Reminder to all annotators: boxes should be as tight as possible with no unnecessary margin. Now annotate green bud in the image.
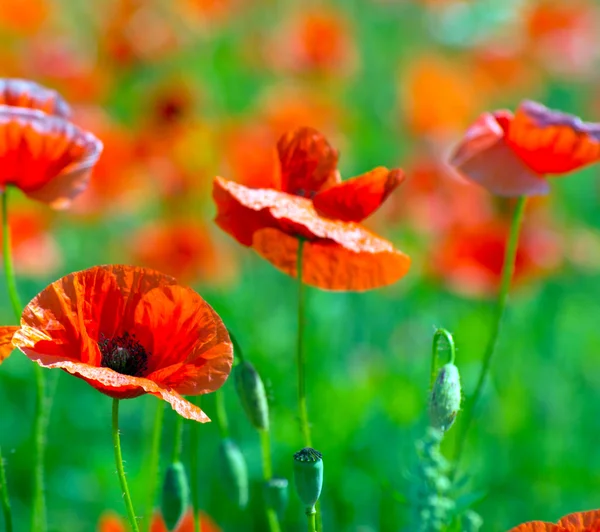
[234,360,269,431]
[264,477,289,518]
[293,447,323,512]
[462,510,483,532]
[218,437,249,508]
[429,363,461,432]
[161,462,189,531]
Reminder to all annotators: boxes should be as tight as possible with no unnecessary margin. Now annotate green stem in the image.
[429,329,456,389]
[296,239,312,448]
[214,390,229,439]
[143,401,164,532]
[260,430,280,532]
[453,196,527,468]
[171,414,184,463]
[306,509,317,532]
[112,399,140,532]
[0,446,13,532]
[3,189,46,531]
[190,398,200,532]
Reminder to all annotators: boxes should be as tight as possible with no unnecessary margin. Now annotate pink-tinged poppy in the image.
[214,127,410,291]
[450,100,600,197]
[0,78,102,208]
[1,265,233,421]
[508,509,600,531]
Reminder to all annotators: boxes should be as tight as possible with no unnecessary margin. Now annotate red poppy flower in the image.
[0,265,233,421]
[450,100,600,197]
[508,509,600,531]
[98,509,221,532]
[0,78,103,208]
[213,127,410,291]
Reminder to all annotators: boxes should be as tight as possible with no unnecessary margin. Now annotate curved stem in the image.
[453,196,527,469]
[112,399,140,532]
[429,329,456,389]
[171,414,184,463]
[0,446,13,532]
[143,401,164,532]
[2,190,23,318]
[306,509,317,532]
[296,239,312,448]
[190,398,200,532]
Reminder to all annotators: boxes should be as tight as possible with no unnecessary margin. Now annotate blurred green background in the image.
[1,0,600,530]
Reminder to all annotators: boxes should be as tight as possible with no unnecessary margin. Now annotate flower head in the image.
[508,509,600,531]
[450,100,600,197]
[1,265,233,421]
[0,78,102,208]
[213,126,410,291]
[97,509,221,532]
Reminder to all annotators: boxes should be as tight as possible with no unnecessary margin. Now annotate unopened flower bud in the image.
[429,363,461,432]
[218,437,249,509]
[264,477,289,518]
[234,360,269,431]
[161,461,189,531]
[293,447,323,512]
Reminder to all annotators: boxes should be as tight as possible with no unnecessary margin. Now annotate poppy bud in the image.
[429,363,461,432]
[161,461,189,531]
[293,447,323,513]
[462,510,483,531]
[234,360,269,431]
[264,477,289,518]
[218,437,249,509]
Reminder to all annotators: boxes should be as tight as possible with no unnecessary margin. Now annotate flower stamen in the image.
[99,332,148,377]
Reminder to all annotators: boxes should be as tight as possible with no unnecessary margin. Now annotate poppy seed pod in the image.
[161,462,189,531]
[293,447,323,512]
[218,438,249,509]
[234,360,269,431]
[264,477,289,518]
[429,363,461,432]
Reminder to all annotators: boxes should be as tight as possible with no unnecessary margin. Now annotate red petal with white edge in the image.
[313,167,404,222]
[0,78,70,117]
[450,110,550,197]
[507,100,600,175]
[0,107,103,208]
[277,126,340,198]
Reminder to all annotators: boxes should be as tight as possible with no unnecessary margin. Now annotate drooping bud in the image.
[293,447,323,513]
[429,363,461,432]
[218,437,249,509]
[264,477,289,518]
[161,461,189,531]
[234,360,269,431]
[462,510,483,532]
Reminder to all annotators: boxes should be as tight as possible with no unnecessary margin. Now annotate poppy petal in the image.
[277,126,340,198]
[507,524,566,532]
[252,227,410,291]
[97,512,128,532]
[508,100,600,175]
[0,78,70,117]
[450,111,550,197]
[558,510,600,530]
[0,325,18,364]
[0,107,103,208]
[312,167,404,222]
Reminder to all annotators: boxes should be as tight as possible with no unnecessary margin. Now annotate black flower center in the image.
[98,332,148,377]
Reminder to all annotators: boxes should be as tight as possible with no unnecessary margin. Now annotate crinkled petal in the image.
[21,355,209,421]
[0,325,18,364]
[252,227,410,291]
[508,100,600,175]
[0,78,70,117]
[277,126,340,198]
[558,510,600,531]
[450,111,549,197]
[507,524,566,532]
[0,106,103,208]
[313,167,404,222]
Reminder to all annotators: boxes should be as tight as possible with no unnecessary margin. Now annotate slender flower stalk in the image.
[172,414,184,463]
[2,189,47,531]
[112,398,140,532]
[143,402,165,532]
[453,196,527,468]
[260,430,280,532]
[306,512,317,532]
[189,398,200,532]
[296,239,312,448]
[0,446,12,532]
[214,390,229,440]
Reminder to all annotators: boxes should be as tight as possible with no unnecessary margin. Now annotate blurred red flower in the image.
[0,79,103,208]
[0,265,233,421]
[214,126,410,291]
[508,509,600,531]
[0,0,49,35]
[98,509,221,532]
[450,100,600,196]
